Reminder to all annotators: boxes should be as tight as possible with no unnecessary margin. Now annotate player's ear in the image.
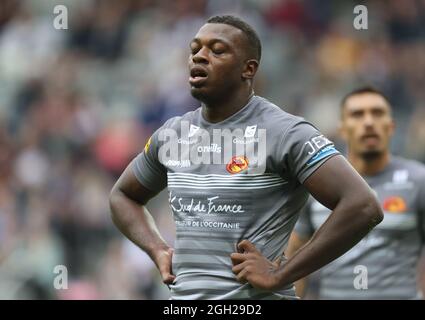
[241,59,258,80]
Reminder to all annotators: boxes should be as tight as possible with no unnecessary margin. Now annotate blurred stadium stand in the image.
[0,0,424,299]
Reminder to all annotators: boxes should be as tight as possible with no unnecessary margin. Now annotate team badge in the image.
[226,156,249,174]
[244,125,257,138]
[383,196,407,213]
[188,124,200,137]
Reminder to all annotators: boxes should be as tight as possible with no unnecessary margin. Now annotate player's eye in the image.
[372,109,385,117]
[190,44,200,55]
[350,111,363,118]
[211,44,225,55]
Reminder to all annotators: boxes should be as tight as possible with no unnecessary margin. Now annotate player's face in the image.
[188,23,248,102]
[340,93,395,157]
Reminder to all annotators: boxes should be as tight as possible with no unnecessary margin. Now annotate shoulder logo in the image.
[244,125,257,138]
[306,144,337,166]
[383,196,407,213]
[226,156,249,174]
[188,124,200,137]
[392,170,409,184]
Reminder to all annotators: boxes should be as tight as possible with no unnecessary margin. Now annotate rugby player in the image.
[109,15,383,300]
[287,87,425,299]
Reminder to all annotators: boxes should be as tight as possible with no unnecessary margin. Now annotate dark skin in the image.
[109,165,176,285]
[188,23,258,123]
[109,23,384,291]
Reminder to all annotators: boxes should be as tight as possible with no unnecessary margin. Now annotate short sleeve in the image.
[278,120,340,183]
[294,200,315,239]
[131,128,167,192]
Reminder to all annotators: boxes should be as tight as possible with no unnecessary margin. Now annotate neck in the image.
[348,150,391,176]
[201,86,254,123]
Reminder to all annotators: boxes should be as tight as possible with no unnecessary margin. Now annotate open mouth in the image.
[189,66,208,87]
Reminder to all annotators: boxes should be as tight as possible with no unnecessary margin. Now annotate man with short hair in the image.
[109,16,383,300]
[287,86,425,299]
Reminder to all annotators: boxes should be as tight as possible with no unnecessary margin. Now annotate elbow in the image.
[108,186,118,207]
[108,186,143,227]
[108,187,121,224]
[358,193,384,228]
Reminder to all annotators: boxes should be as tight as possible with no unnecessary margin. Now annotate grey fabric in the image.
[132,95,340,299]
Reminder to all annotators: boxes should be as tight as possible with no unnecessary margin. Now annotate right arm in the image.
[109,163,175,284]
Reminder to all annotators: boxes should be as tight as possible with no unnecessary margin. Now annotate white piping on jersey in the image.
[167,172,287,189]
[168,172,285,179]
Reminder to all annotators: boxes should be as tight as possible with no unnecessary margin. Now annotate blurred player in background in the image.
[109,16,383,300]
[287,86,425,300]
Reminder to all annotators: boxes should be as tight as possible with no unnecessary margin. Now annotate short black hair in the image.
[206,15,262,62]
[340,86,392,111]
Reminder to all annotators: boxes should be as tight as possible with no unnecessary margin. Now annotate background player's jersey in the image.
[132,95,339,300]
[295,156,425,299]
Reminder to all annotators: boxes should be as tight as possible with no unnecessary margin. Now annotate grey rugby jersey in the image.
[132,95,339,300]
[295,156,425,299]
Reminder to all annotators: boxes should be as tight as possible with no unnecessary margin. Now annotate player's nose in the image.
[363,113,375,127]
[192,47,209,64]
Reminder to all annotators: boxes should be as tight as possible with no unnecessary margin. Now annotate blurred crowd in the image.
[0,0,424,299]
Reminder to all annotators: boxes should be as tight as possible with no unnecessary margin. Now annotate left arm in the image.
[231,155,383,291]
